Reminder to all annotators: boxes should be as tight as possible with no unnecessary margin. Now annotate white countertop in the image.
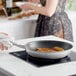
[0,36,76,76]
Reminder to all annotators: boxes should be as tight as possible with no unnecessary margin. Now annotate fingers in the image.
[0,43,4,50]
[20,5,25,10]
[0,32,11,51]
[0,43,8,51]
[20,5,25,8]
[0,32,8,36]
[20,4,31,10]
[28,0,40,3]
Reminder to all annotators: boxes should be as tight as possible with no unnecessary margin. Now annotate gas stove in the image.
[10,50,76,67]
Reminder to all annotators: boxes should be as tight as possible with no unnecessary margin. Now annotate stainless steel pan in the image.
[11,40,73,59]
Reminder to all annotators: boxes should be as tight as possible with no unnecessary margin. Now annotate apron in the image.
[34,0,73,42]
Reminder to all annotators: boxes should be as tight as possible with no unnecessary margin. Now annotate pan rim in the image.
[25,40,73,53]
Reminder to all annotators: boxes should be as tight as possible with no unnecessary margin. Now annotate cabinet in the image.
[0,15,37,40]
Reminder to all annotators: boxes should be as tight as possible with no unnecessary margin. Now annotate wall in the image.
[66,11,76,42]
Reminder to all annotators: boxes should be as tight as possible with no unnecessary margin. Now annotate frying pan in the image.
[11,40,73,59]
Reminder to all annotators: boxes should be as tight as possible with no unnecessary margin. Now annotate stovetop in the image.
[10,50,76,67]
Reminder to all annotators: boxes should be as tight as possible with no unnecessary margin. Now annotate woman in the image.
[20,0,73,42]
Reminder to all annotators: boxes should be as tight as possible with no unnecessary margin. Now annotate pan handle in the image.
[10,41,26,49]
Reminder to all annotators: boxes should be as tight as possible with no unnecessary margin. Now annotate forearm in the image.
[30,0,59,17]
[30,5,55,17]
[21,0,58,17]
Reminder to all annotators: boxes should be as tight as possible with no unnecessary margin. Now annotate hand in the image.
[28,0,40,3]
[20,4,31,10]
[0,43,8,50]
[0,32,8,51]
[0,32,13,51]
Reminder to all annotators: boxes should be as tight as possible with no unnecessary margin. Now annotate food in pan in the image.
[36,48,56,52]
[53,46,64,51]
[36,46,64,52]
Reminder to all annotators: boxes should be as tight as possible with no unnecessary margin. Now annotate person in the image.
[20,0,73,42]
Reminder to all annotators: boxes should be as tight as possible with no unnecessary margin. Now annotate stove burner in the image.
[69,74,76,76]
[10,50,76,67]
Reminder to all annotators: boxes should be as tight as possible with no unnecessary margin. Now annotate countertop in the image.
[0,15,38,39]
[0,36,76,76]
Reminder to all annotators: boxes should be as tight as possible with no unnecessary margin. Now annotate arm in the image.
[30,0,59,17]
[21,0,59,17]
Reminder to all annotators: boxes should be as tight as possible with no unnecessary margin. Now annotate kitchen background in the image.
[0,0,76,42]
[0,1,76,76]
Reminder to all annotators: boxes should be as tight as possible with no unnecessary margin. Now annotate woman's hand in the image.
[0,32,13,51]
[27,0,59,17]
[28,0,40,3]
[0,32,8,51]
[20,4,31,10]
[20,0,40,11]
[0,43,8,50]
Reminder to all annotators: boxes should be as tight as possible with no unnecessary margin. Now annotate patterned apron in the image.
[34,0,73,42]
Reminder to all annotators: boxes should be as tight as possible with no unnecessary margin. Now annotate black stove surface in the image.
[10,50,76,67]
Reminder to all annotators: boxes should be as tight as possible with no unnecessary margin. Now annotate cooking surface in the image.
[0,36,75,76]
[10,50,76,67]
[69,74,76,76]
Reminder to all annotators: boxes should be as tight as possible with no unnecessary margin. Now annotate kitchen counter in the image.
[0,15,38,39]
[0,36,76,76]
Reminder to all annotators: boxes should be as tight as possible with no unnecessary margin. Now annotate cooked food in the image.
[53,46,64,51]
[36,46,64,52]
[8,10,39,20]
[36,48,56,52]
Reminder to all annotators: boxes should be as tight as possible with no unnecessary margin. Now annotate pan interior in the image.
[27,41,73,51]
